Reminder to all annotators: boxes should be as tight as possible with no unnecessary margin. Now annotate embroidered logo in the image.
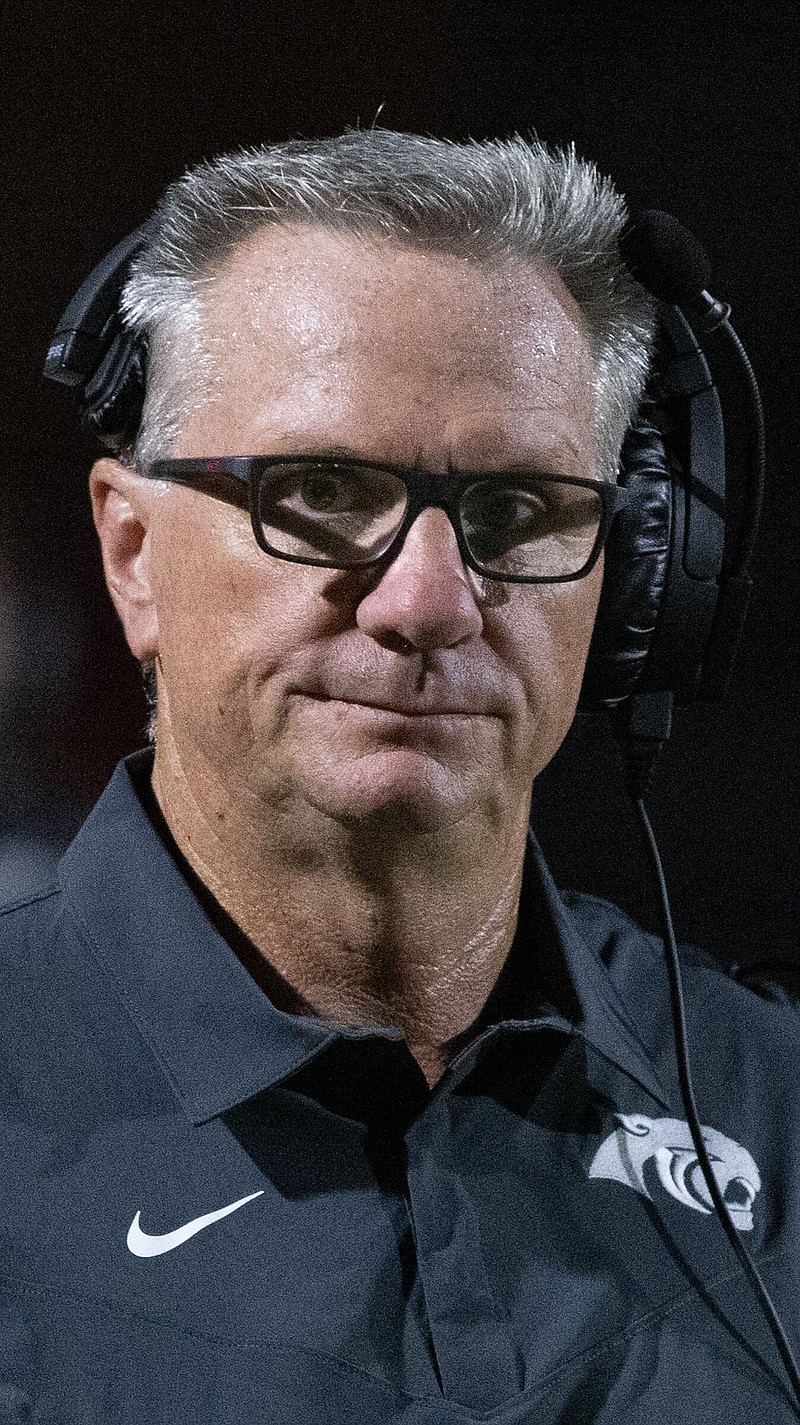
[588,1113,761,1231]
[127,1190,264,1257]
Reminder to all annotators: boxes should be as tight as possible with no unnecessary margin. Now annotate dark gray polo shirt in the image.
[1,751,798,1422]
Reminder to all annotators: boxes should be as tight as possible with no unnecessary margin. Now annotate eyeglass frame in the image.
[143,454,631,585]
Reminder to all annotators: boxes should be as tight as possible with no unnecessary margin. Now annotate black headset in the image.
[44,209,800,1409]
[42,208,764,748]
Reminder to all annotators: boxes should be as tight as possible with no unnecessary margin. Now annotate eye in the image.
[463,481,551,534]
[473,487,547,530]
[256,461,408,563]
[297,467,373,514]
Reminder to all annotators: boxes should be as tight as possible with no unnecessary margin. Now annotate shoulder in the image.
[561,886,800,1021]
[0,884,72,1085]
[0,879,63,935]
[0,880,67,987]
[560,887,717,972]
[558,890,800,1138]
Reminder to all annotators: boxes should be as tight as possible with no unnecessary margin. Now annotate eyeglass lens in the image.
[256,462,602,577]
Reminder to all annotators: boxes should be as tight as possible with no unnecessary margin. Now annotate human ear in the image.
[89,458,160,661]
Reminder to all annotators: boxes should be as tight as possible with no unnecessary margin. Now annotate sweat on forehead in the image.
[172,224,597,477]
[206,223,588,335]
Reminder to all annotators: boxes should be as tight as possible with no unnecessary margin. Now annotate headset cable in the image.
[625,717,800,1418]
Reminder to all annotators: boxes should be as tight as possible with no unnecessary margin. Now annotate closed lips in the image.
[295,689,496,717]
[325,698,478,716]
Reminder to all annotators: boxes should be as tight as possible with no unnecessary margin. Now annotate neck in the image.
[150,728,531,1089]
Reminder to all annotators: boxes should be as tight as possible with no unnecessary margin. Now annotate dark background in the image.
[2,0,798,963]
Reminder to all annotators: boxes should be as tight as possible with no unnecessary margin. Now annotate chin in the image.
[299,747,493,839]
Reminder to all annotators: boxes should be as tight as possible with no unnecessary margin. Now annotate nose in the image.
[355,507,484,651]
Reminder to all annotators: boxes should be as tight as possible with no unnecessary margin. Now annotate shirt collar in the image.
[509,831,674,1110]
[59,751,673,1123]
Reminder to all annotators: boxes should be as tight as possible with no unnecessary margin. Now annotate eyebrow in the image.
[261,439,585,475]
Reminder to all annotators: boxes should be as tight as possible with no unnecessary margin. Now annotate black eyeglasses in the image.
[144,455,630,584]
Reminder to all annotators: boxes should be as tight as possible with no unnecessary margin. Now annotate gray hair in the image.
[121,128,657,482]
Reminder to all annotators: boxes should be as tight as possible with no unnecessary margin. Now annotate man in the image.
[2,131,798,1422]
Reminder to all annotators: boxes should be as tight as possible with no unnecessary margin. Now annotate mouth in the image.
[320,697,476,719]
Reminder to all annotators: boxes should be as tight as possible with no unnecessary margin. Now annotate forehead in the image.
[181,224,596,471]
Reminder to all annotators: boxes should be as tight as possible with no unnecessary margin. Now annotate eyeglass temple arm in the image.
[145,458,252,486]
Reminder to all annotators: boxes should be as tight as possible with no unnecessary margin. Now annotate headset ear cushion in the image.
[43,219,156,454]
[579,404,675,711]
[82,320,147,452]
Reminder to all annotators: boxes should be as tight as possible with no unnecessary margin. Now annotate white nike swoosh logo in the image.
[127,1190,264,1257]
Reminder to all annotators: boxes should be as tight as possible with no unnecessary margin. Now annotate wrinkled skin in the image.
[90,225,603,1086]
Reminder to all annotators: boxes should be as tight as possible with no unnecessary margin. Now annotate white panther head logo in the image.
[589,1113,761,1231]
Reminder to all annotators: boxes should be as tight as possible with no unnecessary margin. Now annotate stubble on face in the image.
[148,226,600,862]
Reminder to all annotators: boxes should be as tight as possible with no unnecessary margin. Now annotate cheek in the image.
[149,501,314,726]
[503,562,603,743]
[549,564,604,687]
